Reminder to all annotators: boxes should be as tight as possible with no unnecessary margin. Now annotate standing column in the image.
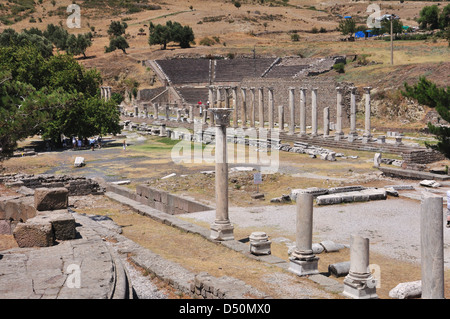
[107,87,112,101]
[209,108,234,241]
[216,87,222,108]
[189,105,194,123]
[258,87,265,130]
[323,107,330,138]
[349,87,358,137]
[343,235,378,299]
[268,87,274,130]
[232,86,238,129]
[278,105,285,132]
[165,105,170,121]
[154,103,159,120]
[241,87,248,129]
[420,193,445,299]
[299,87,307,137]
[208,86,215,108]
[250,87,256,129]
[289,193,319,276]
[288,87,295,135]
[224,87,230,109]
[363,87,372,142]
[311,88,318,137]
[335,87,344,140]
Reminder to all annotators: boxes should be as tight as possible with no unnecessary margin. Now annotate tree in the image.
[338,18,356,37]
[402,77,450,158]
[0,28,53,58]
[439,4,450,30]
[43,23,69,51]
[107,21,128,37]
[418,5,440,30]
[148,21,195,50]
[106,21,129,54]
[66,33,92,58]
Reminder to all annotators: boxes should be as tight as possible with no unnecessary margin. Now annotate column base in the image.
[210,222,234,241]
[343,275,378,299]
[288,257,319,276]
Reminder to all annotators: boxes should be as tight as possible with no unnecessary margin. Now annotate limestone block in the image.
[316,195,342,205]
[36,210,76,240]
[13,219,54,248]
[74,157,85,167]
[389,281,421,299]
[328,261,350,277]
[0,219,11,235]
[34,188,69,211]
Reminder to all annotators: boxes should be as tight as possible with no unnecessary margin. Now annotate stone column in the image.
[311,88,318,137]
[268,87,274,130]
[107,87,112,101]
[420,193,445,299]
[216,87,221,108]
[363,87,372,141]
[335,87,344,140]
[278,105,285,132]
[208,86,215,108]
[241,87,247,129]
[154,103,159,120]
[289,193,319,276]
[165,105,170,121]
[343,235,378,299]
[349,87,357,137]
[323,107,330,138]
[189,105,194,123]
[209,108,234,241]
[176,109,182,122]
[258,87,264,130]
[288,87,295,135]
[299,87,307,137]
[232,86,238,129]
[250,87,256,129]
[224,87,230,109]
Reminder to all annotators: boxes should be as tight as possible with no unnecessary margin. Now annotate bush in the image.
[291,33,300,41]
[199,37,216,46]
[333,63,345,73]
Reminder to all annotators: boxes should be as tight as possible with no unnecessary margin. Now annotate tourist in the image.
[123,139,127,151]
[72,137,77,150]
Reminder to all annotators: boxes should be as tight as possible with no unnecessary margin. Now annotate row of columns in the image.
[101,86,112,101]
[207,85,373,142]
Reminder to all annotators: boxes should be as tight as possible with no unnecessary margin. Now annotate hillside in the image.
[1,0,449,128]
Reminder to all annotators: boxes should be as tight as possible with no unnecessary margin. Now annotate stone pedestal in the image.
[289,193,319,276]
[209,108,234,241]
[343,235,378,299]
[249,231,271,255]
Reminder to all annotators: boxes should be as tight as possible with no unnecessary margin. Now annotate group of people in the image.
[70,136,102,151]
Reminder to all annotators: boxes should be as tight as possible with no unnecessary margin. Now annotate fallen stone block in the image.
[13,218,54,248]
[385,187,399,197]
[320,240,342,253]
[35,210,76,240]
[34,187,69,211]
[328,261,350,277]
[419,180,441,188]
[316,195,342,205]
[74,157,85,167]
[270,195,291,203]
[251,193,265,200]
[389,281,421,299]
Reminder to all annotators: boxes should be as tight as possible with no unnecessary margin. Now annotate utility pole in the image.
[390,16,394,65]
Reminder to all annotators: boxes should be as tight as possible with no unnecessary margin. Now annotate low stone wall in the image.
[0,174,105,196]
[191,272,268,299]
[106,184,213,215]
[401,149,445,165]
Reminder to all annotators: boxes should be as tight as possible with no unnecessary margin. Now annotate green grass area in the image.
[0,0,36,25]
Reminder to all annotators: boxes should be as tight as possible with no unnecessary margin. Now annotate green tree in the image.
[338,18,356,37]
[106,21,129,54]
[402,77,450,158]
[439,4,450,30]
[43,23,69,51]
[66,33,92,58]
[148,21,195,50]
[418,5,440,30]
[0,28,53,58]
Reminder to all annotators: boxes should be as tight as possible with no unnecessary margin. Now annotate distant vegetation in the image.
[148,21,195,50]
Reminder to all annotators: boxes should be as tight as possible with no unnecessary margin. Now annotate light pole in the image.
[387,14,399,65]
